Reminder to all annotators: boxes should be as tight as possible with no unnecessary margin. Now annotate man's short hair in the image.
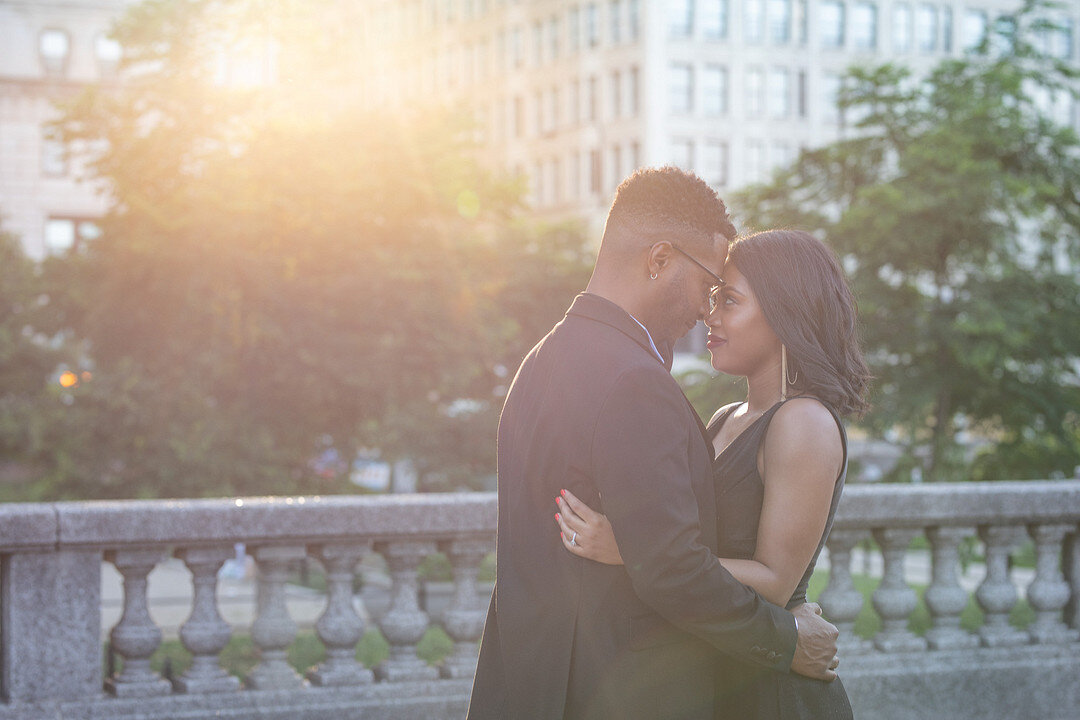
[599,167,737,260]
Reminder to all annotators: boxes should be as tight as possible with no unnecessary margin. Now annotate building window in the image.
[795,0,808,44]
[821,72,843,123]
[550,87,560,131]
[610,70,622,117]
[94,35,122,78]
[511,26,524,67]
[630,140,641,170]
[549,16,561,59]
[768,0,791,44]
[571,78,581,123]
[588,75,599,121]
[513,95,524,137]
[669,0,694,37]
[961,9,987,52]
[702,141,729,187]
[746,139,766,183]
[610,0,622,44]
[533,21,544,66]
[39,28,71,77]
[852,2,876,50]
[590,149,603,194]
[893,3,912,52]
[571,151,582,197]
[819,1,844,48]
[41,135,67,177]
[769,67,791,118]
[44,217,101,254]
[915,4,937,53]
[569,6,581,52]
[629,65,640,116]
[669,63,694,114]
[745,66,764,117]
[745,0,764,44]
[703,64,729,116]
[797,69,807,117]
[702,0,729,39]
[552,157,562,204]
[671,138,694,170]
[587,3,601,47]
[942,6,953,52]
[770,140,793,169]
[611,144,623,189]
[628,0,641,39]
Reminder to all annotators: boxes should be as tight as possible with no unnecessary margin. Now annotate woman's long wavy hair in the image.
[727,229,872,418]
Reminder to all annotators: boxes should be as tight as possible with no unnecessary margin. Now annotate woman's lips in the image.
[706,334,726,349]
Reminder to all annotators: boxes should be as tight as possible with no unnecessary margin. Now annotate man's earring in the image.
[650,273,658,280]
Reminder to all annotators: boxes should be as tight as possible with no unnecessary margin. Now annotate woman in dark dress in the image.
[555,229,871,719]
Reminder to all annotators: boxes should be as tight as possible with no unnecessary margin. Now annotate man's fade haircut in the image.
[599,166,737,262]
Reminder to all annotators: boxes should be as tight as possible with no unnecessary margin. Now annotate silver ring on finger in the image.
[570,531,578,547]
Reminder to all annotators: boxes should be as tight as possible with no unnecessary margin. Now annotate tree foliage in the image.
[730,2,1080,480]
[27,0,590,499]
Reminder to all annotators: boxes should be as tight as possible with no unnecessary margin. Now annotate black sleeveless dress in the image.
[708,398,854,720]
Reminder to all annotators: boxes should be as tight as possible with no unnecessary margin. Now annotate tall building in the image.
[3,0,1077,259]
[360,0,1078,225]
[0,0,136,259]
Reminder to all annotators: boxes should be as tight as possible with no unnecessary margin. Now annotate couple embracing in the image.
[468,167,871,720]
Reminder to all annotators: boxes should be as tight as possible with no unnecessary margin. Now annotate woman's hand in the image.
[555,489,624,565]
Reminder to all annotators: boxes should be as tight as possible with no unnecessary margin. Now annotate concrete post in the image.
[1,549,102,703]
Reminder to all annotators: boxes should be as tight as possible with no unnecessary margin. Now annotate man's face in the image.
[652,236,725,345]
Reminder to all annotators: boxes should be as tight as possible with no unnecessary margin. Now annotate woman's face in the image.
[705,262,781,376]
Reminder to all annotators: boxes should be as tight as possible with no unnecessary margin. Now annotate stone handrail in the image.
[0,482,1077,720]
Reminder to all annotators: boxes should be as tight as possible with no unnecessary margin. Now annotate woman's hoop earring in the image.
[781,344,799,401]
[650,273,658,280]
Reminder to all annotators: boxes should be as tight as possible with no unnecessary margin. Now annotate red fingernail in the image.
[556,496,561,505]
[560,489,566,496]
[555,513,560,521]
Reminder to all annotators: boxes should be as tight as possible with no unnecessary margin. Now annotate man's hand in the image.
[790,603,839,681]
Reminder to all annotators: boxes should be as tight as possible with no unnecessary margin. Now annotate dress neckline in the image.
[710,402,782,462]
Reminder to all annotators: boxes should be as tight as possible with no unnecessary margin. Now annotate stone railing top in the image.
[1,481,1078,552]
[832,480,1080,529]
[2,493,496,551]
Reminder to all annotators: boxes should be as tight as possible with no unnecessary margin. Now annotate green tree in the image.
[45,0,589,499]
[730,3,1080,481]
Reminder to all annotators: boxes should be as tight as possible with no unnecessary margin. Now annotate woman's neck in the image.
[744,357,784,413]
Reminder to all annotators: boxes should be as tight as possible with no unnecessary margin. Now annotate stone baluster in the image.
[870,528,927,652]
[1065,528,1079,630]
[307,543,374,686]
[173,546,240,693]
[924,526,979,650]
[817,529,871,653]
[104,549,172,697]
[975,525,1030,647]
[374,540,440,681]
[246,545,307,690]
[440,537,492,678]
[1025,523,1080,644]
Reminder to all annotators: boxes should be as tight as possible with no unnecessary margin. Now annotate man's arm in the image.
[590,368,832,674]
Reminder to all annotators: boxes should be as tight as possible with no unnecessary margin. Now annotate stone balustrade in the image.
[0,482,1077,720]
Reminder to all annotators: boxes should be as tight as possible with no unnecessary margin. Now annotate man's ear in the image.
[646,241,674,279]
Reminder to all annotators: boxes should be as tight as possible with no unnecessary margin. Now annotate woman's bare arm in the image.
[555,398,843,608]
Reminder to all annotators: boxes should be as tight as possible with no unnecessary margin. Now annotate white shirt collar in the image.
[626,312,665,365]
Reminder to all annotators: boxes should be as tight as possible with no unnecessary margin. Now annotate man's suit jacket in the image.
[467,293,797,720]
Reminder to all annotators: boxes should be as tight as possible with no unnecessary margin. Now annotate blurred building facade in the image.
[359,0,1077,223]
[2,0,1077,261]
[0,0,137,259]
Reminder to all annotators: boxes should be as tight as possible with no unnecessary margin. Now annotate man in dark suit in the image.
[467,168,838,720]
